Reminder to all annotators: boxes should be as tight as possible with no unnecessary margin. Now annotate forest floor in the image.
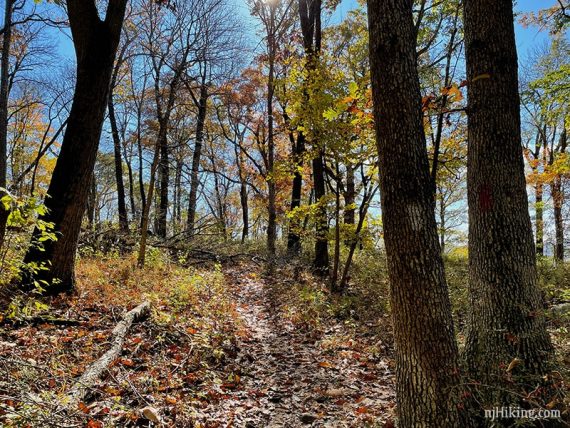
[0,254,397,427]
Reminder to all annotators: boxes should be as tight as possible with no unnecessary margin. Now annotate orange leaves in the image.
[318,361,334,368]
[78,402,91,414]
[423,82,465,113]
[441,84,463,102]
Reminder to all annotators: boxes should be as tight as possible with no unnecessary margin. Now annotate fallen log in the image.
[65,301,150,405]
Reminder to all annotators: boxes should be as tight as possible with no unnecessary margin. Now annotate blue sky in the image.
[49,0,557,63]
[327,0,556,59]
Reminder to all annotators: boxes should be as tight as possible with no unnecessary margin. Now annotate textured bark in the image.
[367,0,462,426]
[23,0,128,294]
[187,82,208,237]
[439,191,446,254]
[0,0,13,250]
[463,0,552,388]
[86,173,96,231]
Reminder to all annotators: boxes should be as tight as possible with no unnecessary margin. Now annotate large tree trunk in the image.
[86,172,96,231]
[367,1,463,426]
[108,92,129,233]
[186,82,208,237]
[0,0,13,251]
[463,0,552,392]
[22,0,128,294]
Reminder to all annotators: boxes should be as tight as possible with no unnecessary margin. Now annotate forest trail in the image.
[194,263,397,427]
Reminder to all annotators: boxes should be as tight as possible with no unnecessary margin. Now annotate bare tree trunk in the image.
[108,92,129,233]
[187,82,208,237]
[235,145,249,243]
[137,121,146,230]
[173,157,182,228]
[343,163,355,226]
[367,0,463,426]
[266,7,277,259]
[287,133,304,254]
[312,152,329,274]
[125,148,136,221]
[138,140,161,268]
[339,185,376,291]
[330,163,341,291]
[0,0,13,251]
[156,120,168,238]
[535,181,544,256]
[552,129,566,262]
[463,0,552,396]
[23,0,128,294]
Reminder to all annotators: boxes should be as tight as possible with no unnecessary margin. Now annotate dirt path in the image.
[197,264,396,427]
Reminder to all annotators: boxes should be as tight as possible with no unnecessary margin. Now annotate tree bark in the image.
[22,0,128,294]
[0,0,13,251]
[235,144,249,243]
[343,163,355,226]
[266,6,277,259]
[535,181,544,256]
[287,133,304,254]
[552,129,566,262]
[66,301,150,404]
[367,0,463,426]
[298,0,327,272]
[312,152,329,274]
[187,82,208,237]
[86,172,96,231]
[108,91,129,233]
[156,119,169,238]
[463,0,552,391]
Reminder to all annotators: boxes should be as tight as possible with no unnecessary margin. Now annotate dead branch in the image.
[65,301,150,405]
